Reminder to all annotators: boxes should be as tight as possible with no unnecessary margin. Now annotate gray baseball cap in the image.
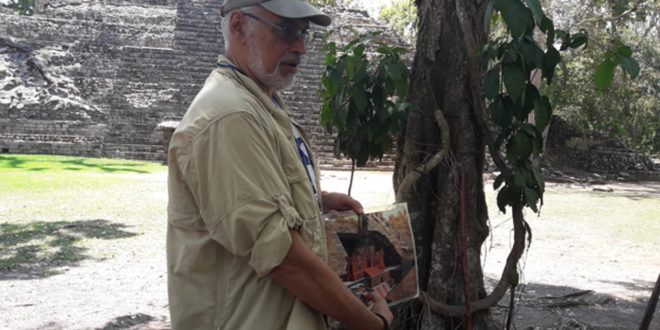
[221,0,331,26]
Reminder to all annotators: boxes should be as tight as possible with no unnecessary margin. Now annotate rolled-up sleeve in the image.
[184,111,303,277]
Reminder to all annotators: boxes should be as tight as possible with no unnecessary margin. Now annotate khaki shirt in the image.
[167,55,328,330]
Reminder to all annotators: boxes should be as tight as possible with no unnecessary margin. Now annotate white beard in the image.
[246,38,296,92]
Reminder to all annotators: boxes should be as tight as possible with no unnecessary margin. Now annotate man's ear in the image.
[229,11,248,45]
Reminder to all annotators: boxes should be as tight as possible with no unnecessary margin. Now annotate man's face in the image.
[244,9,309,92]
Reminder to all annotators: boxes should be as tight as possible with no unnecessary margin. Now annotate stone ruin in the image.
[1,1,656,178]
[0,0,406,170]
[543,116,658,181]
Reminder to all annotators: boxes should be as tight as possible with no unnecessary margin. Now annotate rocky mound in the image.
[541,116,658,182]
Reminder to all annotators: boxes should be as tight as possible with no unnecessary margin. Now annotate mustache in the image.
[279,54,302,64]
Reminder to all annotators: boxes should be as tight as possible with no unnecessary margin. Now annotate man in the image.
[166,0,393,329]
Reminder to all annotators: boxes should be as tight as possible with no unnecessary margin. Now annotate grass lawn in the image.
[1,154,658,278]
[0,154,168,277]
[484,183,660,246]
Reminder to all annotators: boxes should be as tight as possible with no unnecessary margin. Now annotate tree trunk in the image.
[394,0,494,328]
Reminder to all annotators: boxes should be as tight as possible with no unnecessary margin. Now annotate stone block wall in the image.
[0,1,405,169]
[1,0,180,160]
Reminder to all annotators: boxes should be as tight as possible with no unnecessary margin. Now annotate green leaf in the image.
[542,47,561,83]
[512,98,527,121]
[595,59,616,90]
[372,85,384,110]
[545,28,555,50]
[523,164,536,186]
[502,96,516,126]
[343,39,360,52]
[484,67,500,99]
[377,45,391,55]
[391,47,407,55]
[494,126,513,152]
[493,0,511,11]
[502,63,525,102]
[539,15,553,34]
[394,75,409,98]
[520,40,544,70]
[484,0,495,31]
[620,56,640,79]
[523,84,540,114]
[617,44,632,57]
[353,90,368,114]
[502,0,533,39]
[491,96,515,128]
[519,123,537,138]
[514,169,526,188]
[540,16,555,48]
[324,48,337,65]
[372,121,389,144]
[514,130,533,158]
[570,33,588,49]
[482,44,498,69]
[532,166,545,192]
[533,95,551,132]
[386,63,404,85]
[524,0,543,23]
[498,185,520,214]
[356,141,370,166]
[559,31,571,50]
[497,187,509,213]
[320,104,332,130]
[335,89,347,121]
[491,96,505,126]
[524,187,539,212]
[354,44,366,57]
[320,32,410,170]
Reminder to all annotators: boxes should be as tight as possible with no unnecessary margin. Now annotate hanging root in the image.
[396,110,451,202]
[419,201,527,316]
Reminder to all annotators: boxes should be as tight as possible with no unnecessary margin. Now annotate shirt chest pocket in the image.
[282,160,319,221]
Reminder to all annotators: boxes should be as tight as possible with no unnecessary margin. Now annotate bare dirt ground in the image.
[1,171,658,329]
[483,179,660,329]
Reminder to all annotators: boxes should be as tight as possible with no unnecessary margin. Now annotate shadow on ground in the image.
[0,155,153,174]
[60,158,150,174]
[0,219,137,280]
[99,313,155,330]
[487,278,659,329]
[31,314,169,330]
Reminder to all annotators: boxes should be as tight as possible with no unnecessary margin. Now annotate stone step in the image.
[0,133,103,144]
[104,149,167,162]
[104,143,167,153]
[105,136,159,145]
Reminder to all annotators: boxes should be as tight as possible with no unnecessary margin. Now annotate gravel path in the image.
[1,172,658,329]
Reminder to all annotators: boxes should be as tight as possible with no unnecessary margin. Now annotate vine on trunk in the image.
[484,0,639,214]
[404,0,637,320]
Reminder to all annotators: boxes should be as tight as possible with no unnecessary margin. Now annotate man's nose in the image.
[291,35,306,55]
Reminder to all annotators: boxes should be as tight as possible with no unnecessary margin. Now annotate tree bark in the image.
[394,0,495,328]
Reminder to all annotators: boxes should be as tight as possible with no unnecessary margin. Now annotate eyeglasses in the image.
[241,12,309,44]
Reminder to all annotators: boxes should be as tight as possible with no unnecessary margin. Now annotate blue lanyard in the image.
[217,62,247,76]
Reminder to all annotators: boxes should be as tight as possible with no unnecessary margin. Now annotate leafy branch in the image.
[320,28,413,194]
[482,0,597,214]
[1,0,36,15]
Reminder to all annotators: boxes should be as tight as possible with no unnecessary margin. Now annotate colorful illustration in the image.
[323,203,419,306]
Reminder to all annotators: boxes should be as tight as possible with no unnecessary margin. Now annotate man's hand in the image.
[271,230,393,330]
[362,291,393,329]
[322,192,364,215]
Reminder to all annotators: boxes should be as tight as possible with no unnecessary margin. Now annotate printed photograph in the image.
[323,203,418,306]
